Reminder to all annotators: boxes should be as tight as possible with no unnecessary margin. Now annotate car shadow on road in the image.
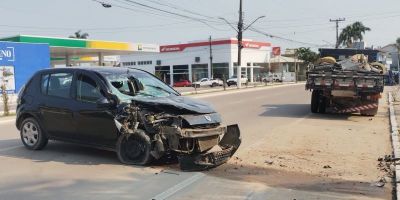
[0,139,122,165]
[260,104,354,121]
[205,162,391,199]
[0,138,180,169]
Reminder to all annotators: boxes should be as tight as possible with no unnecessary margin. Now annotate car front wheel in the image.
[116,129,153,165]
[20,117,48,150]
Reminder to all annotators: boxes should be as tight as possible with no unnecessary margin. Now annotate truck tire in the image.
[311,90,320,113]
[318,96,327,114]
[116,129,153,166]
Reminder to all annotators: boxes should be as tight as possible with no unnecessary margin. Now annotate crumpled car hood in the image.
[132,95,216,114]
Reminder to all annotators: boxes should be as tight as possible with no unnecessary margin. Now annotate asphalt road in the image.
[0,84,392,200]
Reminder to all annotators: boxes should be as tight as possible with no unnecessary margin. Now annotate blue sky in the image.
[1,0,399,50]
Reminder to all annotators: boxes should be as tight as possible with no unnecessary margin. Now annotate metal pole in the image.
[330,18,346,48]
[237,0,243,89]
[294,49,297,83]
[209,36,213,79]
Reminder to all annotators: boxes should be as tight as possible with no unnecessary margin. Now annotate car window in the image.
[41,74,49,95]
[43,73,73,98]
[76,74,104,103]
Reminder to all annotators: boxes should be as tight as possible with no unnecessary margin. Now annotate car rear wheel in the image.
[20,117,48,150]
[116,129,153,165]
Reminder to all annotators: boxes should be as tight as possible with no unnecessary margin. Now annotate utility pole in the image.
[237,0,244,88]
[330,18,346,48]
[209,35,213,79]
[219,0,264,88]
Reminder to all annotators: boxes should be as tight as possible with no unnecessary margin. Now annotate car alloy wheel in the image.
[20,118,48,150]
[22,121,39,147]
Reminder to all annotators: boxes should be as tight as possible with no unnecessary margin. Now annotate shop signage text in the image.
[0,47,15,62]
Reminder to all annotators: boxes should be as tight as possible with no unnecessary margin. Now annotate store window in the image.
[212,63,229,80]
[173,65,189,83]
[155,66,171,85]
[192,64,208,82]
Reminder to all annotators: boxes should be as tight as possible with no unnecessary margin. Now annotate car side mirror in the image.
[96,97,113,108]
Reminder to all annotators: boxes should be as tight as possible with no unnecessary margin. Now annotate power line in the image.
[249,27,326,47]
[141,0,215,20]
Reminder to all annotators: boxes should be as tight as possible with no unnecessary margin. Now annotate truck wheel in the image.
[116,129,153,165]
[318,96,327,114]
[20,117,48,150]
[311,90,320,113]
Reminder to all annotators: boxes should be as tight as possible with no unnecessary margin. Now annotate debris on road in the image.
[371,178,385,187]
[264,160,274,165]
[323,165,332,169]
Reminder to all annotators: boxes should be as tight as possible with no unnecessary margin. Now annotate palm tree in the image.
[69,30,89,39]
[338,22,371,48]
[351,22,371,41]
[338,26,354,48]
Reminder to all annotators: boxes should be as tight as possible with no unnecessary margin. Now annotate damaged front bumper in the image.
[176,124,241,171]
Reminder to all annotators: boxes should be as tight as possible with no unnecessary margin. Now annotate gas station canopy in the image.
[0,35,159,65]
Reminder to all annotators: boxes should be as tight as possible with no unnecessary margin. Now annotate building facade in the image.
[120,38,273,86]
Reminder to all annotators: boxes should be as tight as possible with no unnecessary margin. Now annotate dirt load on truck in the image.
[306,54,384,116]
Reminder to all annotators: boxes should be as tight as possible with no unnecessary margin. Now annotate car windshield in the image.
[103,69,179,101]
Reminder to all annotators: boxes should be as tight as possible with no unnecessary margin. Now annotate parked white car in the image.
[227,75,248,86]
[192,78,223,87]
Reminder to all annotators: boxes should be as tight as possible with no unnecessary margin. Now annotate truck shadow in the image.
[260,104,355,121]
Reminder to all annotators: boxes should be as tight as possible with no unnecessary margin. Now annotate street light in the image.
[219,10,265,88]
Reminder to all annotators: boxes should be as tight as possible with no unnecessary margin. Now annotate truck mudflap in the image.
[178,124,241,171]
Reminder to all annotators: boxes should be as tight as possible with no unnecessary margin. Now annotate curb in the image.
[388,92,400,199]
[180,82,304,96]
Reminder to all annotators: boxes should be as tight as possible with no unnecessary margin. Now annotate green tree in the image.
[296,47,319,65]
[338,22,371,48]
[1,67,13,116]
[69,30,89,39]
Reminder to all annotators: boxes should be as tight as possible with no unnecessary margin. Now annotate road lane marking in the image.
[151,172,205,200]
[0,145,21,152]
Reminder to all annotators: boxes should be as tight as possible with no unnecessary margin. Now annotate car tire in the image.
[116,129,153,165]
[211,83,218,87]
[20,117,48,150]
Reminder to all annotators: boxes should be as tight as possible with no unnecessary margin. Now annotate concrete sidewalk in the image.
[175,82,302,96]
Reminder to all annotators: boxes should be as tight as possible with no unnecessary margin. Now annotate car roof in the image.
[37,66,144,76]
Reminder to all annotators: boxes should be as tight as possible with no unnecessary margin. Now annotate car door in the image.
[72,72,118,147]
[39,71,76,139]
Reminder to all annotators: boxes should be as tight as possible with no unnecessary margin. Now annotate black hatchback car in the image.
[16,67,241,171]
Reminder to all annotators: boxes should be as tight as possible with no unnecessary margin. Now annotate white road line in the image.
[151,173,205,200]
[0,145,21,152]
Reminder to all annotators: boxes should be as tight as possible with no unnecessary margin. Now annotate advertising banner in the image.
[0,66,15,92]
